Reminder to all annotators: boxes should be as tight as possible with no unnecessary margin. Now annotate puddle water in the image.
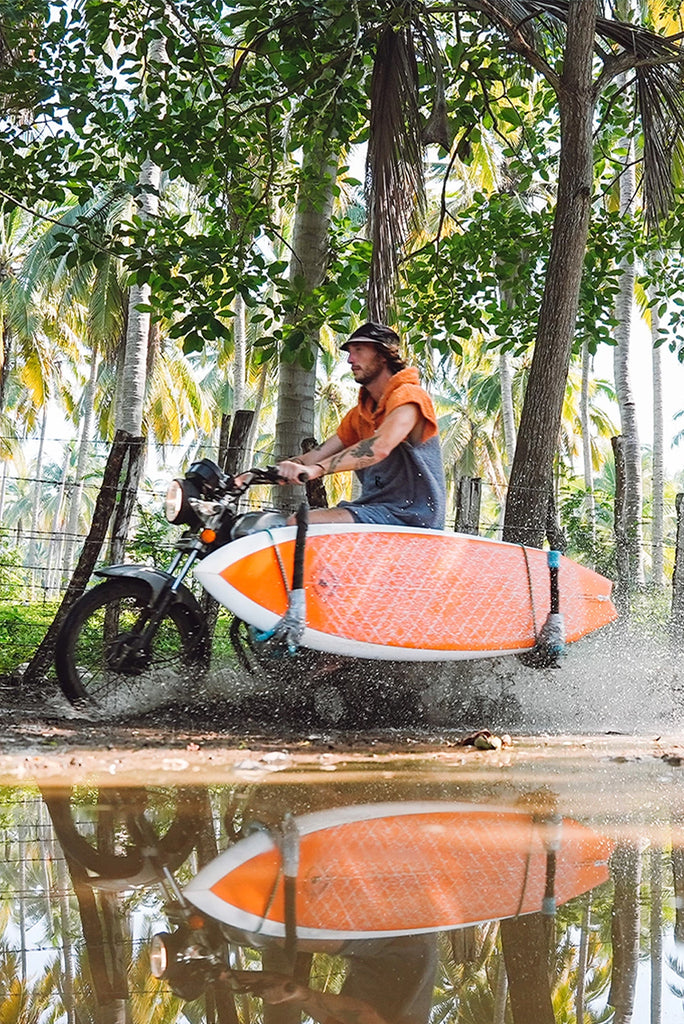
[2,739,684,1023]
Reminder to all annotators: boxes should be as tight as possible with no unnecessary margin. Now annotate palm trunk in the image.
[117,152,160,436]
[609,842,642,1024]
[575,894,590,1024]
[243,361,268,470]
[0,318,11,413]
[0,459,7,527]
[274,139,339,509]
[27,406,48,594]
[504,0,596,547]
[46,444,70,595]
[650,293,665,589]
[499,349,516,467]
[116,34,165,437]
[233,293,247,412]
[581,340,596,560]
[63,341,99,578]
[650,845,663,1024]
[613,130,643,590]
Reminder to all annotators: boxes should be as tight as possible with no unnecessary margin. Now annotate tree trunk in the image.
[233,292,247,412]
[108,436,146,565]
[612,98,643,591]
[672,494,684,641]
[27,405,48,594]
[0,318,11,413]
[274,138,339,510]
[650,295,665,589]
[117,159,158,436]
[503,0,596,547]
[63,340,99,578]
[499,348,516,467]
[580,340,596,561]
[244,360,268,470]
[46,443,70,595]
[500,913,555,1024]
[116,34,166,437]
[612,435,631,615]
[650,845,663,1024]
[609,842,642,1024]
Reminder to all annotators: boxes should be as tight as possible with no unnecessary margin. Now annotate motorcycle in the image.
[54,459,305,711]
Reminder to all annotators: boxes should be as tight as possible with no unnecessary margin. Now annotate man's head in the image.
[341,323,407,375]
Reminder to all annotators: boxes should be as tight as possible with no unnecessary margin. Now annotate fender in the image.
[94,565,204,617]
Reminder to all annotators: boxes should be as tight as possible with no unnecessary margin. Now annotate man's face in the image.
[346,342,387,385]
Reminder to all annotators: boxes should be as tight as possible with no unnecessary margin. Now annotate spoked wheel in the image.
[42,785,206,881]
[55,578,208,711]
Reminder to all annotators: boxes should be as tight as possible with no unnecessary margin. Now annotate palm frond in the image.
[367,24,426,321]
[524,0,684,224]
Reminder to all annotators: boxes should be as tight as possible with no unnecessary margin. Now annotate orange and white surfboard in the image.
[193,524,617,660]
[183,802,612,939]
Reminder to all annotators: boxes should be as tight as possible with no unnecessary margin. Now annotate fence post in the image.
[301,437,328,509]
[672,493,684,640]
[454,476,482,535]
[223,409,255,475]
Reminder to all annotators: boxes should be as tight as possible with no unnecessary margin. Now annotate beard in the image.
[352,352,386,386]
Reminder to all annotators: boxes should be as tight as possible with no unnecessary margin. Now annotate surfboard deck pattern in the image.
[193,524,617,660]
[184,802,612,939]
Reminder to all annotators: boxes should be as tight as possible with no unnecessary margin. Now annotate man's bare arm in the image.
[256,977,391,1024]
[322,403,420,476]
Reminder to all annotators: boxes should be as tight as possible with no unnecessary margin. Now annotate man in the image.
[277,323,446,529]
[255,933,439,1024]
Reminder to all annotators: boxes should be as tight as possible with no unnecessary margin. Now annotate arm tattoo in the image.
[327,437,377,474]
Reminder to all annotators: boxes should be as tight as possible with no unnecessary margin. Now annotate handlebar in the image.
[235,465,310,491]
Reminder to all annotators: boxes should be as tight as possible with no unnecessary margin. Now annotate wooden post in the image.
[671,493,684,639]
[611,435,630,614]
[454,476,482,535]
[301,437,328,509]
[223,409,255,475]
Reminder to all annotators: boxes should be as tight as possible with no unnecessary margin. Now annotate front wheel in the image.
[55,578,208,711]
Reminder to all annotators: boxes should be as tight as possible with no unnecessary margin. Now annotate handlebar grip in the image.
[297,471,309,483]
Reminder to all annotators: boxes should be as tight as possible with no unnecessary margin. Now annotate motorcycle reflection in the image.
[147,799,613,1023]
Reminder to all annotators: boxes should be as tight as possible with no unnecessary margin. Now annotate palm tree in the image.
[273,136,340,508]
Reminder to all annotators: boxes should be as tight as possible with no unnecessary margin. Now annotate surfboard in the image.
[193,524,617,660]
[184,801,612,939]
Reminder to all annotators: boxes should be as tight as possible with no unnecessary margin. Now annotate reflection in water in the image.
[0,776,682,1023]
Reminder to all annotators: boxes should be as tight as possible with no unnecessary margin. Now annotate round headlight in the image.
[150,933,170,978]
[165,480,185,523]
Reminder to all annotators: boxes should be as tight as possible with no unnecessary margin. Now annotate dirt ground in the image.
[0,676,486,779]
[2,673,683,794]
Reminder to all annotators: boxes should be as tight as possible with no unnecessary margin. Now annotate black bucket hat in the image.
[340,322,402,356]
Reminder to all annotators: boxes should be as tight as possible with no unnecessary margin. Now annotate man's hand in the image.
[276,460,323,484]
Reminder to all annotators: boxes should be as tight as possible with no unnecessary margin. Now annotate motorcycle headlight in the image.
[165,479,202,528]
[150,933,170,978]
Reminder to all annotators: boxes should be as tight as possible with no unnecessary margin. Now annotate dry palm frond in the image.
[471,0,684,225]
[367,24,426,321]
[524,0,684,224]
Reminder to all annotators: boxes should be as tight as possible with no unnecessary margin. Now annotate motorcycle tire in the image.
[55,577,208,710]
[41,785,206,881]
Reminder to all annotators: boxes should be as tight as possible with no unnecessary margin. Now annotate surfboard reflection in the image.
[149,797,613,1023]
